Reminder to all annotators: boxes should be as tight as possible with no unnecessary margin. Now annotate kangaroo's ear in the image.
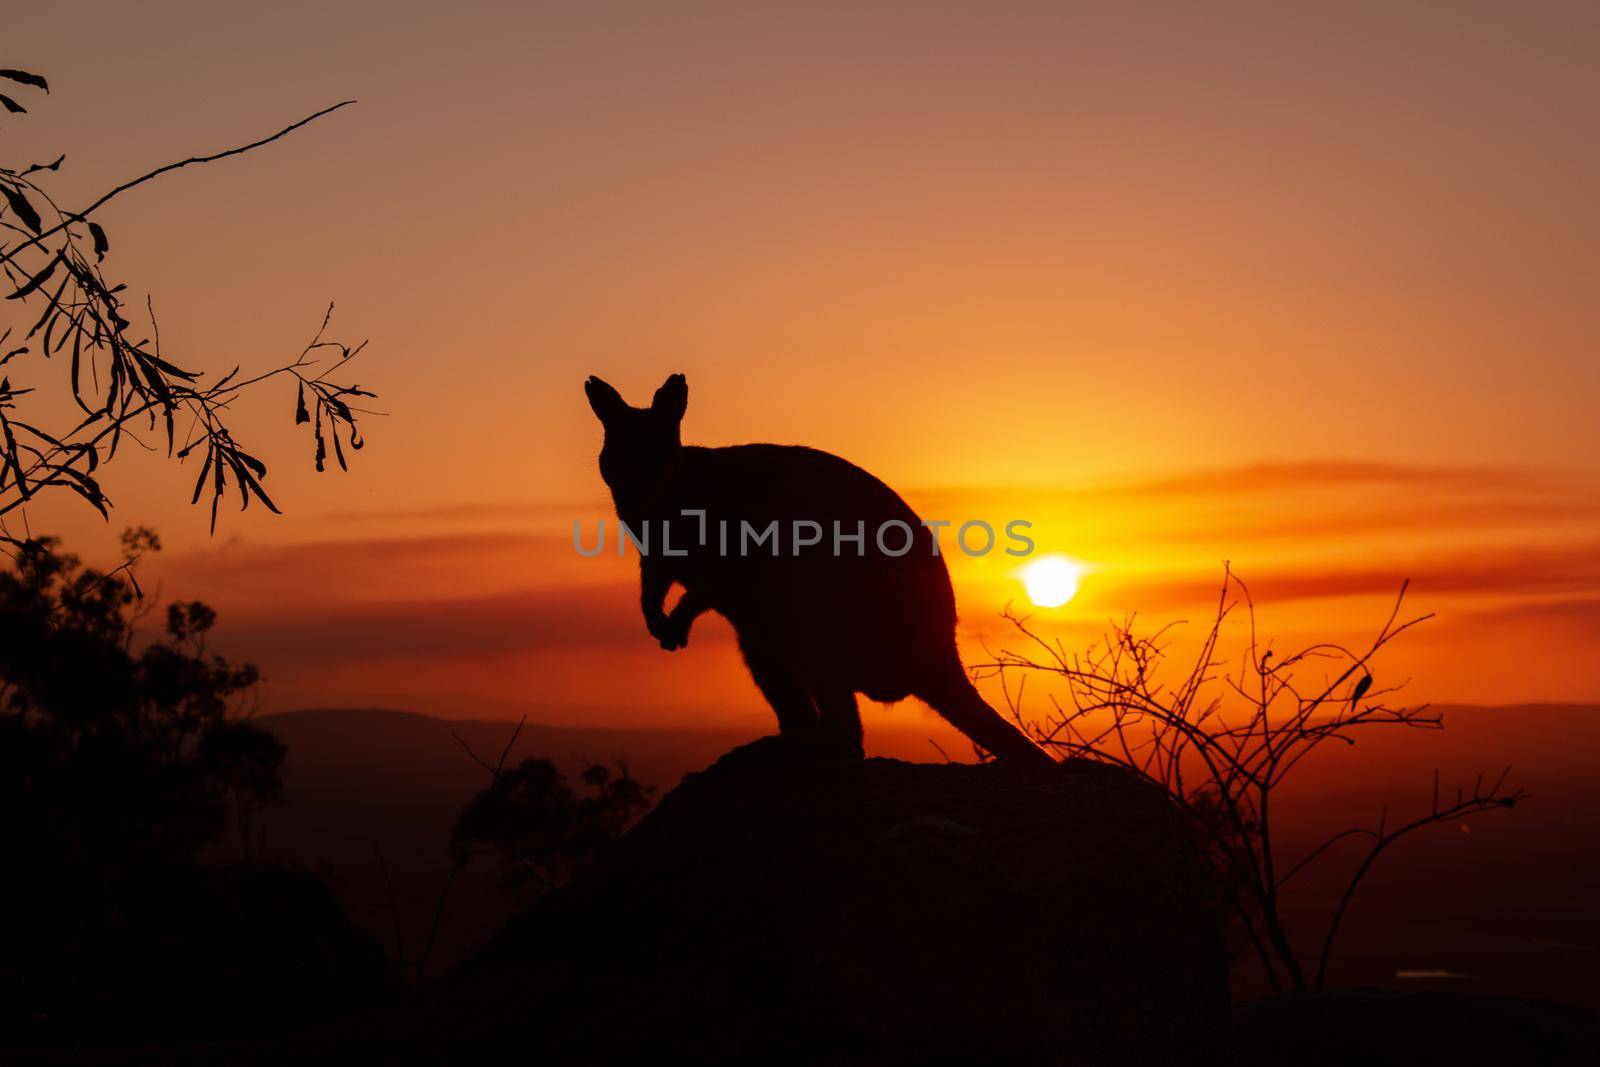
[584,376,627,424]
[651,373,688,422]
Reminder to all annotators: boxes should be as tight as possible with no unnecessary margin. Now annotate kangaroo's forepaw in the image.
[658,613,692,651]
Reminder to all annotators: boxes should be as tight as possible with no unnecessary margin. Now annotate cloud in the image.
[1446,595,1600,636]
[200,538,1600,679]
[909,460,1597,553]
[155,530,596,609]
[1098,460,1538,497]
[214,583,655,664]
[313,499,602,524]
[1103,541,1600,609]
[914,459,1552,507]
[1115,495,1600,548]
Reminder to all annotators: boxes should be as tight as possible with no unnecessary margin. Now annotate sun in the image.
[1022,556,1080,608]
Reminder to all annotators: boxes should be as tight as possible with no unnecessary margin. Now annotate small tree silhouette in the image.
[198,720,287,868]
[0,68,373,546]
[373,717,655,989]
[980,567,1524,993]
[452,758,654,905]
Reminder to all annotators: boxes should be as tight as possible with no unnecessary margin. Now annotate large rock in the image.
[277,737,1229,1065]
[433,738,1226,1064]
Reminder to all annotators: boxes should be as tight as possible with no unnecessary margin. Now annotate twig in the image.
[370,839,408,976]
[414,715,527,986]
[1,102,356,268]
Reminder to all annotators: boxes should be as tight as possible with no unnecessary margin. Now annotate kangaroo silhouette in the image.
[585,373,1054,765]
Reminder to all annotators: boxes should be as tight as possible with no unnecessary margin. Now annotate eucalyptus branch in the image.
[1,70,372,538]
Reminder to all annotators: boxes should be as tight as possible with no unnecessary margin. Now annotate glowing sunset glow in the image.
[3,4,1597,727]
[1022,556,1081,609]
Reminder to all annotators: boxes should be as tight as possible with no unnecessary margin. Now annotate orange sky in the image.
[5,3,1599,733]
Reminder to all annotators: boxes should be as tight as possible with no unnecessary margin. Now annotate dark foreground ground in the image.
[7,706,1599,1063]
[260,703,1600,1008]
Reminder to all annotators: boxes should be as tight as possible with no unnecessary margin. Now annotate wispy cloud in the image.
[1125,496,1600,548]
[215,584,652,664]
[1100,541,1600,609]
[1448,595,1600,636]
[914,460,1596,555]
[914,459,1555,507]
[1098,460,1539,497]
[314,500,601,524]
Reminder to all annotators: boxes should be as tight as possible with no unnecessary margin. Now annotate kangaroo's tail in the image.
[917,659,1056,766]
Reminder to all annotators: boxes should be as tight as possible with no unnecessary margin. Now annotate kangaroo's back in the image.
[660,444,955,698]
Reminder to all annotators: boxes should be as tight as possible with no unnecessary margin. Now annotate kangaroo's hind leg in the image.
[743,651,819,739]
[915,654,1055,766]
[815,689,864,759]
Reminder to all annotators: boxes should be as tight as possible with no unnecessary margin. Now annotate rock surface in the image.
[296,737,1228,1064]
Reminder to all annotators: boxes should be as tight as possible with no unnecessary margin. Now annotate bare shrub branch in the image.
[975,565,1525,991]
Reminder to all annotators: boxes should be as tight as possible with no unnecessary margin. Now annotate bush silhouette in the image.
[983,567,1524,992]
[0,529,337,1044]
[452,757,653,905]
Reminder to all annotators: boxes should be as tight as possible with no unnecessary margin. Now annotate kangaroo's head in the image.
[584,373,687,504]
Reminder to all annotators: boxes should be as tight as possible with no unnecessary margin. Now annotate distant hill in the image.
[263,706,751,797]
